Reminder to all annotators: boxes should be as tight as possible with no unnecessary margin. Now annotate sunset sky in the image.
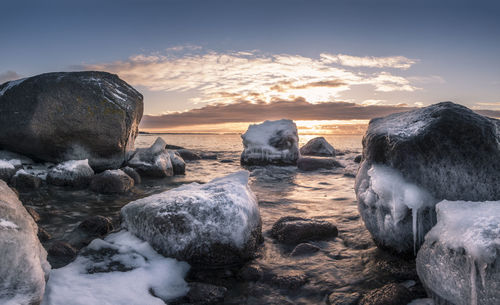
[1,0,499,133]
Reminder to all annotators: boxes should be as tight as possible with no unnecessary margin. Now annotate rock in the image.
[359,283,413,305]
[0,159,16,182]
[177,149,202,161]
[46,159,94,187]
[121,171,262,267]
[355,102,500,255]
[297,157,343,171]
[290,242,320,257]
[166,144,185,150]
[0,180,50,304]
[267,271,307,290]
[25,206,41,222]
[0,150,34,165]
[0,71,143,171]
[270,216,338,244]
[121,166,141,184]
[168,150,186,175]
[416,200,500,305]
[11,169,42,189]
[90,169,134,193]
[328,291,361,305]
[220,159,234,163]
[238,263,263,281]
[354,155,362,163]
[128,137,174,177]
[68,215,114,249]
[47,241,78,268]
[201,153,218,160]
[299,137,335,156]
[184,282,227,305]
[38,227,52,242]
[241,119,300,166]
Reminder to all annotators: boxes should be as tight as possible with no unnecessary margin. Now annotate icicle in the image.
[412,208,418,255]
[470,256,477,305]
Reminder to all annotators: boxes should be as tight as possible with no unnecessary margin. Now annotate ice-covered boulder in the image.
[241,119,300,166]
[299,137,335,156]
[168,150,186,175]
[0,180,50,305]
[42,230,190,305]
[355,102,500,255]
[128,137,173,177]
[121,171,262,267]
[416,200,500,305]
[90,169,134,193]
[46,159,95,187]
[0,72,143,171]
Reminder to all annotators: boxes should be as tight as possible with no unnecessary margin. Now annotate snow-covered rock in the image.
[90,169,134,193]
[121,171,262,267]
[416,200,500,305]
[46,159,95,187]
[42,230,190,305]
[0,159,16,182]
[11,169,42,189]
[355,102,500,255]
[128,137,173,177]
[299,137,335,156]
[241,119,300,166]
[0,180,50,305]
[168,150,186,175]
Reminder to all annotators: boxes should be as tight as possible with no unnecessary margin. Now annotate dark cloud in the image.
[0,71,21,84]
[141,99,500,129]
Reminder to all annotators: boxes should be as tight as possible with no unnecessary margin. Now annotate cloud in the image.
[0,71,21,84]
[320,53,416,69]
[84,50,419,107]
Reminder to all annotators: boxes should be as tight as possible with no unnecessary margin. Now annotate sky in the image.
[1,0,499,133]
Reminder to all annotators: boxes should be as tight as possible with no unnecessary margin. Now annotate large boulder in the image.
[416,200,500,305]
[0,180,50,304]
[241,119,300,166]
[299,137,335,156]
[0,71,143,171]
[121,171,262,267]
[46,159,94,187]
[127,137,173,177]
[355,102,500,255]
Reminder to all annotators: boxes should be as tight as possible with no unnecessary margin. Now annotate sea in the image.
[23,133,425,304]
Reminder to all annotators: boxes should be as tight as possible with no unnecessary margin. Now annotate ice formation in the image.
[128,137,173,177]
[0,180,50,305]
[241,119,299,165]
[121,170,262,266]
[356,163,436,253]
[417,200,500,305]
[47,159,94,186]
[42,230,190,305]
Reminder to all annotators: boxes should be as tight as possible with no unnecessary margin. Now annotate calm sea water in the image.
[22,133,424,304]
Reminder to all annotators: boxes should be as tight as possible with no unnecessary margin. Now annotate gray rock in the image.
[168,150,186,175]
[90,169,134,193]
[122,166,141,184]
[328,291,361,305]
[47,241,78,268]
[46,159,94,187]
[128,137,174,177]
[297,157,343,171]
[121,171,262,267]
[0,180,50,304]
[299,137,335,156]
[355,102,500,255]
[290,242,320,257]
[0,71,143,171]
[177,149,202,161]
[11,170,42,189]
[359,283,413,305]
[270,216,338,244]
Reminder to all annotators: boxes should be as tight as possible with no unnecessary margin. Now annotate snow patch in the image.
[42,230,190,305]
[0,218,18,229]
[0,159,15,170]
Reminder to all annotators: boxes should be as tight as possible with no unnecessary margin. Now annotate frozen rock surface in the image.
[128,137,173,177]
[299,136,335,156]
[416,200,500,305]
[355,102,500,254]
[0,71,143,171]
[0,180,50,305]
[46,159,94,187]
[121,171,262,267]
[241,119,300,166]
[42,230,190,305]
[90,169,134,193]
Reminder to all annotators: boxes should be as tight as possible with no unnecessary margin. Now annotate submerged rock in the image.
[46,159,94,187]
[121,171,262,267]
[299,137,335,156]
[416,200,500,305]
[0,180,50,304]
[128,137,174,177]
[0,71,143,171]
[241,119,300,166]
[177,149,202,161]
[297,157,343,171]
[270,216,338,244]
[90,169,134,193]
[168,150,186,175]
[328,291,361,305]
[359,283,413,305]
[355,102,500,255]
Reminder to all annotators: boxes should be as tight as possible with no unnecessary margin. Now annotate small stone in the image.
[270,216,338,244]
[48,241,77,268]
[359,283,413,305]
[354,155,362,163]
[267,271,307,290]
